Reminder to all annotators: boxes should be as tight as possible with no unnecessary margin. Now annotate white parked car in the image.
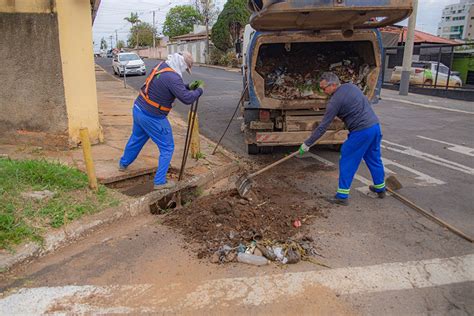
[390,61,462,88]
[112,53,146,77]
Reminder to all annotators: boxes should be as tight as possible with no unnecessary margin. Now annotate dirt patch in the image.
[162,174,326,263]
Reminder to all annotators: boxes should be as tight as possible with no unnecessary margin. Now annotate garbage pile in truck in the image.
[256,45,374,100]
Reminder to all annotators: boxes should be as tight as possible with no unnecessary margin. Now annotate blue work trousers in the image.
[120,105,174,185]
[336,123,386,199]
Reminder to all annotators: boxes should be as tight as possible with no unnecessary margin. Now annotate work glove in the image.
[189,80,205,90]
[299,143,310,156]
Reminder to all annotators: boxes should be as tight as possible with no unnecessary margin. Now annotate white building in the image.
[437,0,474,40]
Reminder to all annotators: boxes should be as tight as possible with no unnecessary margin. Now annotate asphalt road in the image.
[1,58,471,315]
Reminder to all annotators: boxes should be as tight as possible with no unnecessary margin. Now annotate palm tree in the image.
[124,12,141,48]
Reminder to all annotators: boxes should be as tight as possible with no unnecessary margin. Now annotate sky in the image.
[92,0,460,51]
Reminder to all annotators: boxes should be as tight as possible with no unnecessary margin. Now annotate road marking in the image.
[307,153,444,191]
[1,254,473,314]
[383,97,474,115]
[382,157,445,186]
[417,135,474,157]
[382,140,474,175]
[307,153,378,196]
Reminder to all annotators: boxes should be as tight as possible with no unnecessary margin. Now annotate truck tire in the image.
[247,144,273,155]
[330,144,342,152]
[248,144,260,155]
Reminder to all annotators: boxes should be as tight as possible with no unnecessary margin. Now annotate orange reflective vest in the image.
[139,62,175,112]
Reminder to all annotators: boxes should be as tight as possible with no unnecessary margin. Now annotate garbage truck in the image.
[241,0,413,154]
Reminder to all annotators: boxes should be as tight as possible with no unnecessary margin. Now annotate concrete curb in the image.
[0,163,240,272]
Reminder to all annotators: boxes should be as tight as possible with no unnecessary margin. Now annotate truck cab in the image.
[242,0,413,154]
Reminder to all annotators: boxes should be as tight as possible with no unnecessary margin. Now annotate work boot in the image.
[326,196,349,206]
[118,163,127,172]
[153,181,176,190]
[369,185,386,199]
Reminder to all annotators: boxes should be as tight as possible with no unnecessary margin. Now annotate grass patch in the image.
[0,159,120,251]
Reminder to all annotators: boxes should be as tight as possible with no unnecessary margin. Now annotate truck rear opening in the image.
[255,41,377,101]
[243,31,382,154]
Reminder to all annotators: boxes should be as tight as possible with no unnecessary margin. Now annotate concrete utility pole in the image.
[109,35,113,50]
[152,10,156,48]
[115,30,118,48]
[399,0,419,96]
[203,0,210,64]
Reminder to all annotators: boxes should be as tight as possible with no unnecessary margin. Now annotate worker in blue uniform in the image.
[299,72,386,205]
[119,52,203,190]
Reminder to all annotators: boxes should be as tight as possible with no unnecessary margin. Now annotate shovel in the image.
[236,127,344,198]
[167,98,199,209]
[384,175,473,243]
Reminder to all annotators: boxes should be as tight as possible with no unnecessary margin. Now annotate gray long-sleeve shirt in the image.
[304,83,379,146]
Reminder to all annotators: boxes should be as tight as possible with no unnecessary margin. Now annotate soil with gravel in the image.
[162,176,325,258]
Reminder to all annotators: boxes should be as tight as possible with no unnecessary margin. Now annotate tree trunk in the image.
[135,23,139,49]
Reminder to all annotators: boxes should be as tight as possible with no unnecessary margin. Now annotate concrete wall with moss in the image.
[0,0,102,149]
[0,12,69,147]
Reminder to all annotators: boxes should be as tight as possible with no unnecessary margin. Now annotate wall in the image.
[0,9,69,147]
[453,55,474,83]
[56,0,102,146]
[168,40,207,64]
[0,0,102,148]
[135,47,168,60]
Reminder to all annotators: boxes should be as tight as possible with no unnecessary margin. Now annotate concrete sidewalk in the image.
[0,66,235,184]
[0,66,238,271]
[381,89,474,114]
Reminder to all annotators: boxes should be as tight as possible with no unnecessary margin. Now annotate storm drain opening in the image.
[150,187,199,215]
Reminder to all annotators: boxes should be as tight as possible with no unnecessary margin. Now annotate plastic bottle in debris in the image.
[237,253,269,266]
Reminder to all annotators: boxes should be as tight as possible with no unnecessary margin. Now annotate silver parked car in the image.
[112,53,146,77]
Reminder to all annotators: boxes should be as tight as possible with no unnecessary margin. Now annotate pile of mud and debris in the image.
[256,42,375,100]
[162,185,327,266]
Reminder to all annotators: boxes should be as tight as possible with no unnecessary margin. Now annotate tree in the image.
[211,0,250,52]
[127,22,157,48]
[116,40,126,50]
[124,12,141,48]
[194,0,220,26]
[100,37,108,50]
[163,5,203,39]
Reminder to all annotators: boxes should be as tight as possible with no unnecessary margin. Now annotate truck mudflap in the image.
[255,130,348,146]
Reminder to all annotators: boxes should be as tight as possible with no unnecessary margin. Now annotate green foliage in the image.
[209,47,239,67]
[116,40,126,50]
[220,51,240,67]
[0,159,88,193]
[124,12,142,48]
[124,12,141,25]
[211,0,250,52]
[100,37,108,50]
[163,5,203,39]
[209,46,225,65]
[127,22,157,48]
[0,159,119,250]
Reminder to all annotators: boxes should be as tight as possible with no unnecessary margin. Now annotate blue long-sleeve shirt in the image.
[305,83,379,146]
[135,62,203,117]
